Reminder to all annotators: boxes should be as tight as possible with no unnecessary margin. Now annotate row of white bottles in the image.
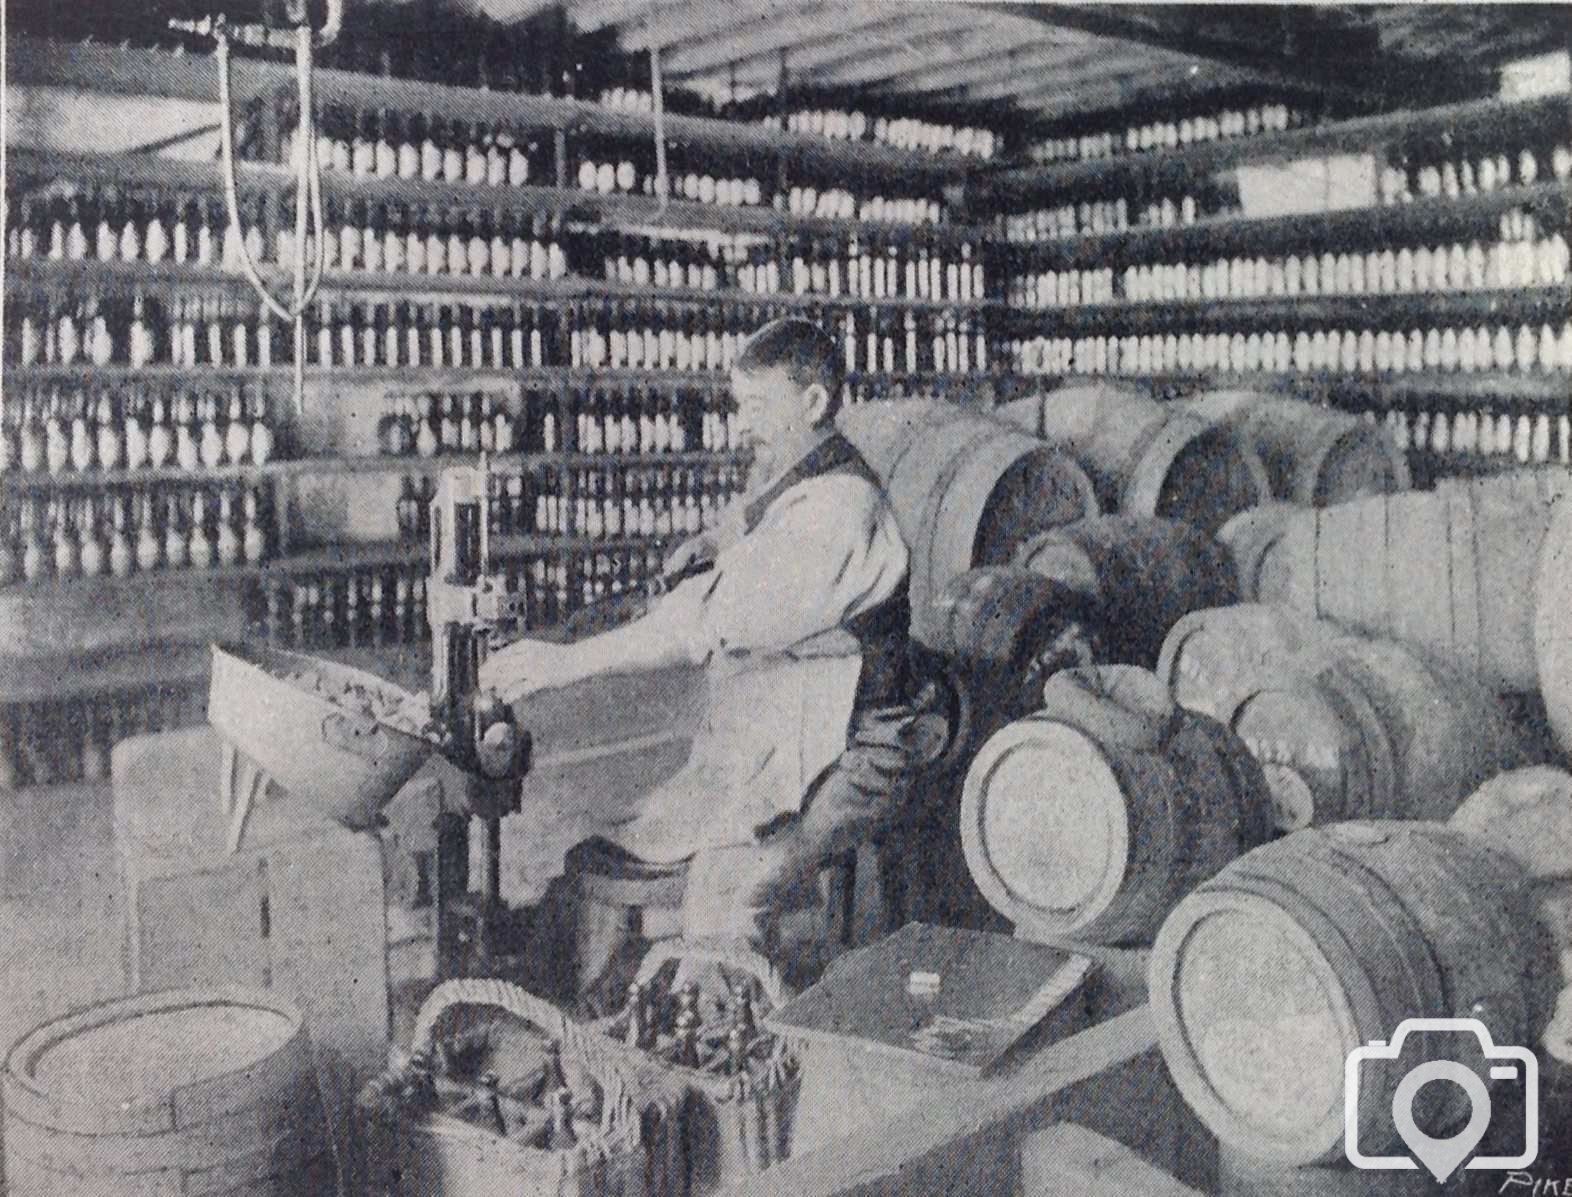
[0,486,269,585]
[0,385,274,477]
[1008,322,1572,378]
[768,109,998,160]
[790,238,986,304]
[1379,144,1572,206]
[1026,104,1301,164]
[5,190,264,274]
[782,186,944,227]
[536,464,744,542]
[572,154,767,210]
[1113,229,1570,305]
[1001,194,1225,243]
[288,105,547,192]
[1387,408,1571,466]
[838,310,991,377]
[276,205,570,283]
[262,567,430,650]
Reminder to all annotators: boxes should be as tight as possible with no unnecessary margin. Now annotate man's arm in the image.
[479,473,905,702]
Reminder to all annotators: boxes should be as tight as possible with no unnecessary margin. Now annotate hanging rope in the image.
[198,2,341,416]
[648,0,669,214]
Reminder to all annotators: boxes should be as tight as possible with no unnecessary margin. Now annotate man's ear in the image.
[801,382,832,426]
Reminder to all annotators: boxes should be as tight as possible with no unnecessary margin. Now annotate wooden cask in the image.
[1014,516,1239,668]
[3,987,331,1196]
[837,400,1100,647]
[1022,383,1270,535]
[923,566,1098,669]
[1149,822,1549,1166]
[960,666,1273,946]
[1156,604,1336,725]
[1215,471,1572,695]
[1186,391,1409,505]
[1160,614,1528,833]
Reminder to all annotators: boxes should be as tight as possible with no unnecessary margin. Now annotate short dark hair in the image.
[734,318,843,414]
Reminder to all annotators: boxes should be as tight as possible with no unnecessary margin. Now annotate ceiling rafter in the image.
[817,22,1062,90]
[660,1,954,76]
[961,52,1166,102]
[866,33,1101,96]
[975,2,1381,103]
[689,8,986,88]
[616,0,816,53]
[1016,60,1263,121]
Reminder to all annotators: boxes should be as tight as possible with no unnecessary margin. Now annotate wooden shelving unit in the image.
[3,33,1568,786]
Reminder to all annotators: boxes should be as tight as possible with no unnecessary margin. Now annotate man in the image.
[480,318,920,961]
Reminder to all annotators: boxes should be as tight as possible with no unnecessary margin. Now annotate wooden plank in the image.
[716,1005,1174,1197]
[1020,1123,1204,1196]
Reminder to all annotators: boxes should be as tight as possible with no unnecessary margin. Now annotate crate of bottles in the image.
[359,978,685,1197]
[591,942,802,1193]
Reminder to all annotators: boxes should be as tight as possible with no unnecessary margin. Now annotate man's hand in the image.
[478,638,573,704]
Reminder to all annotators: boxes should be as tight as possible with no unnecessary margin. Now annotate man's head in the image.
[730,318,843,455]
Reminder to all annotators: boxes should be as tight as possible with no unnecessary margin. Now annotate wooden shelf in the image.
[7,38,976,183]
[7,146,987,246]
[0,643,212,704]
[995,181,1572,270]
[983,92,1570,202]
[1027,370,1572,409]
[6,254,999,314]
[0,449,748,491]
[2,364,734,387]
[265,530,679,574]
[1001,285,1571,336]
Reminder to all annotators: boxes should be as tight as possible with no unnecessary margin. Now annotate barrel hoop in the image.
[1,988,306,1138]
[907,423,1009,612]
[3,1070,322,1177]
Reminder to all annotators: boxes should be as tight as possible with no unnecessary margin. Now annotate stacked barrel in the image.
[841,386,1572,1186]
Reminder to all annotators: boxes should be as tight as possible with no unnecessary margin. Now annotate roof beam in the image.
[961,52,1161,102]
[1014,60,1260,121]
[662,1,945,76]
[569,0,655,35]
[782,23,1018,90]
[696,7,982,85]
[974,2,1382,103]
[831,25,1066,91]
[866,34,1098,96]
[617,0,812,52]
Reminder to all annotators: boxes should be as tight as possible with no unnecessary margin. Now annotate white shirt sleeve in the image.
[645,473,907,665]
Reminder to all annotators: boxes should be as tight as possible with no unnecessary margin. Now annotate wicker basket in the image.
[358,979,684,1197]
[591,942,804,1194]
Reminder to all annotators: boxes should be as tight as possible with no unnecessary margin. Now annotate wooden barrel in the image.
[1186,390,1409,505]
[923,566,1098,669]
[1014,516,1238,668]
[1156,604,1336,724]
[1216,503,1301,604]
[3,987,330,1196]
[1025,383,1270,535]
[1449,765,1572,884]
[1149,821,1547,1165]
[1215,472,1572,693]
[1161,617,1528,833]
[960,666,1273,946]
[836,400,1100,647]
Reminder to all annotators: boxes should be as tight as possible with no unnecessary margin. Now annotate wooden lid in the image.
[961,715,1132,934]
[3,987,307,1135]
